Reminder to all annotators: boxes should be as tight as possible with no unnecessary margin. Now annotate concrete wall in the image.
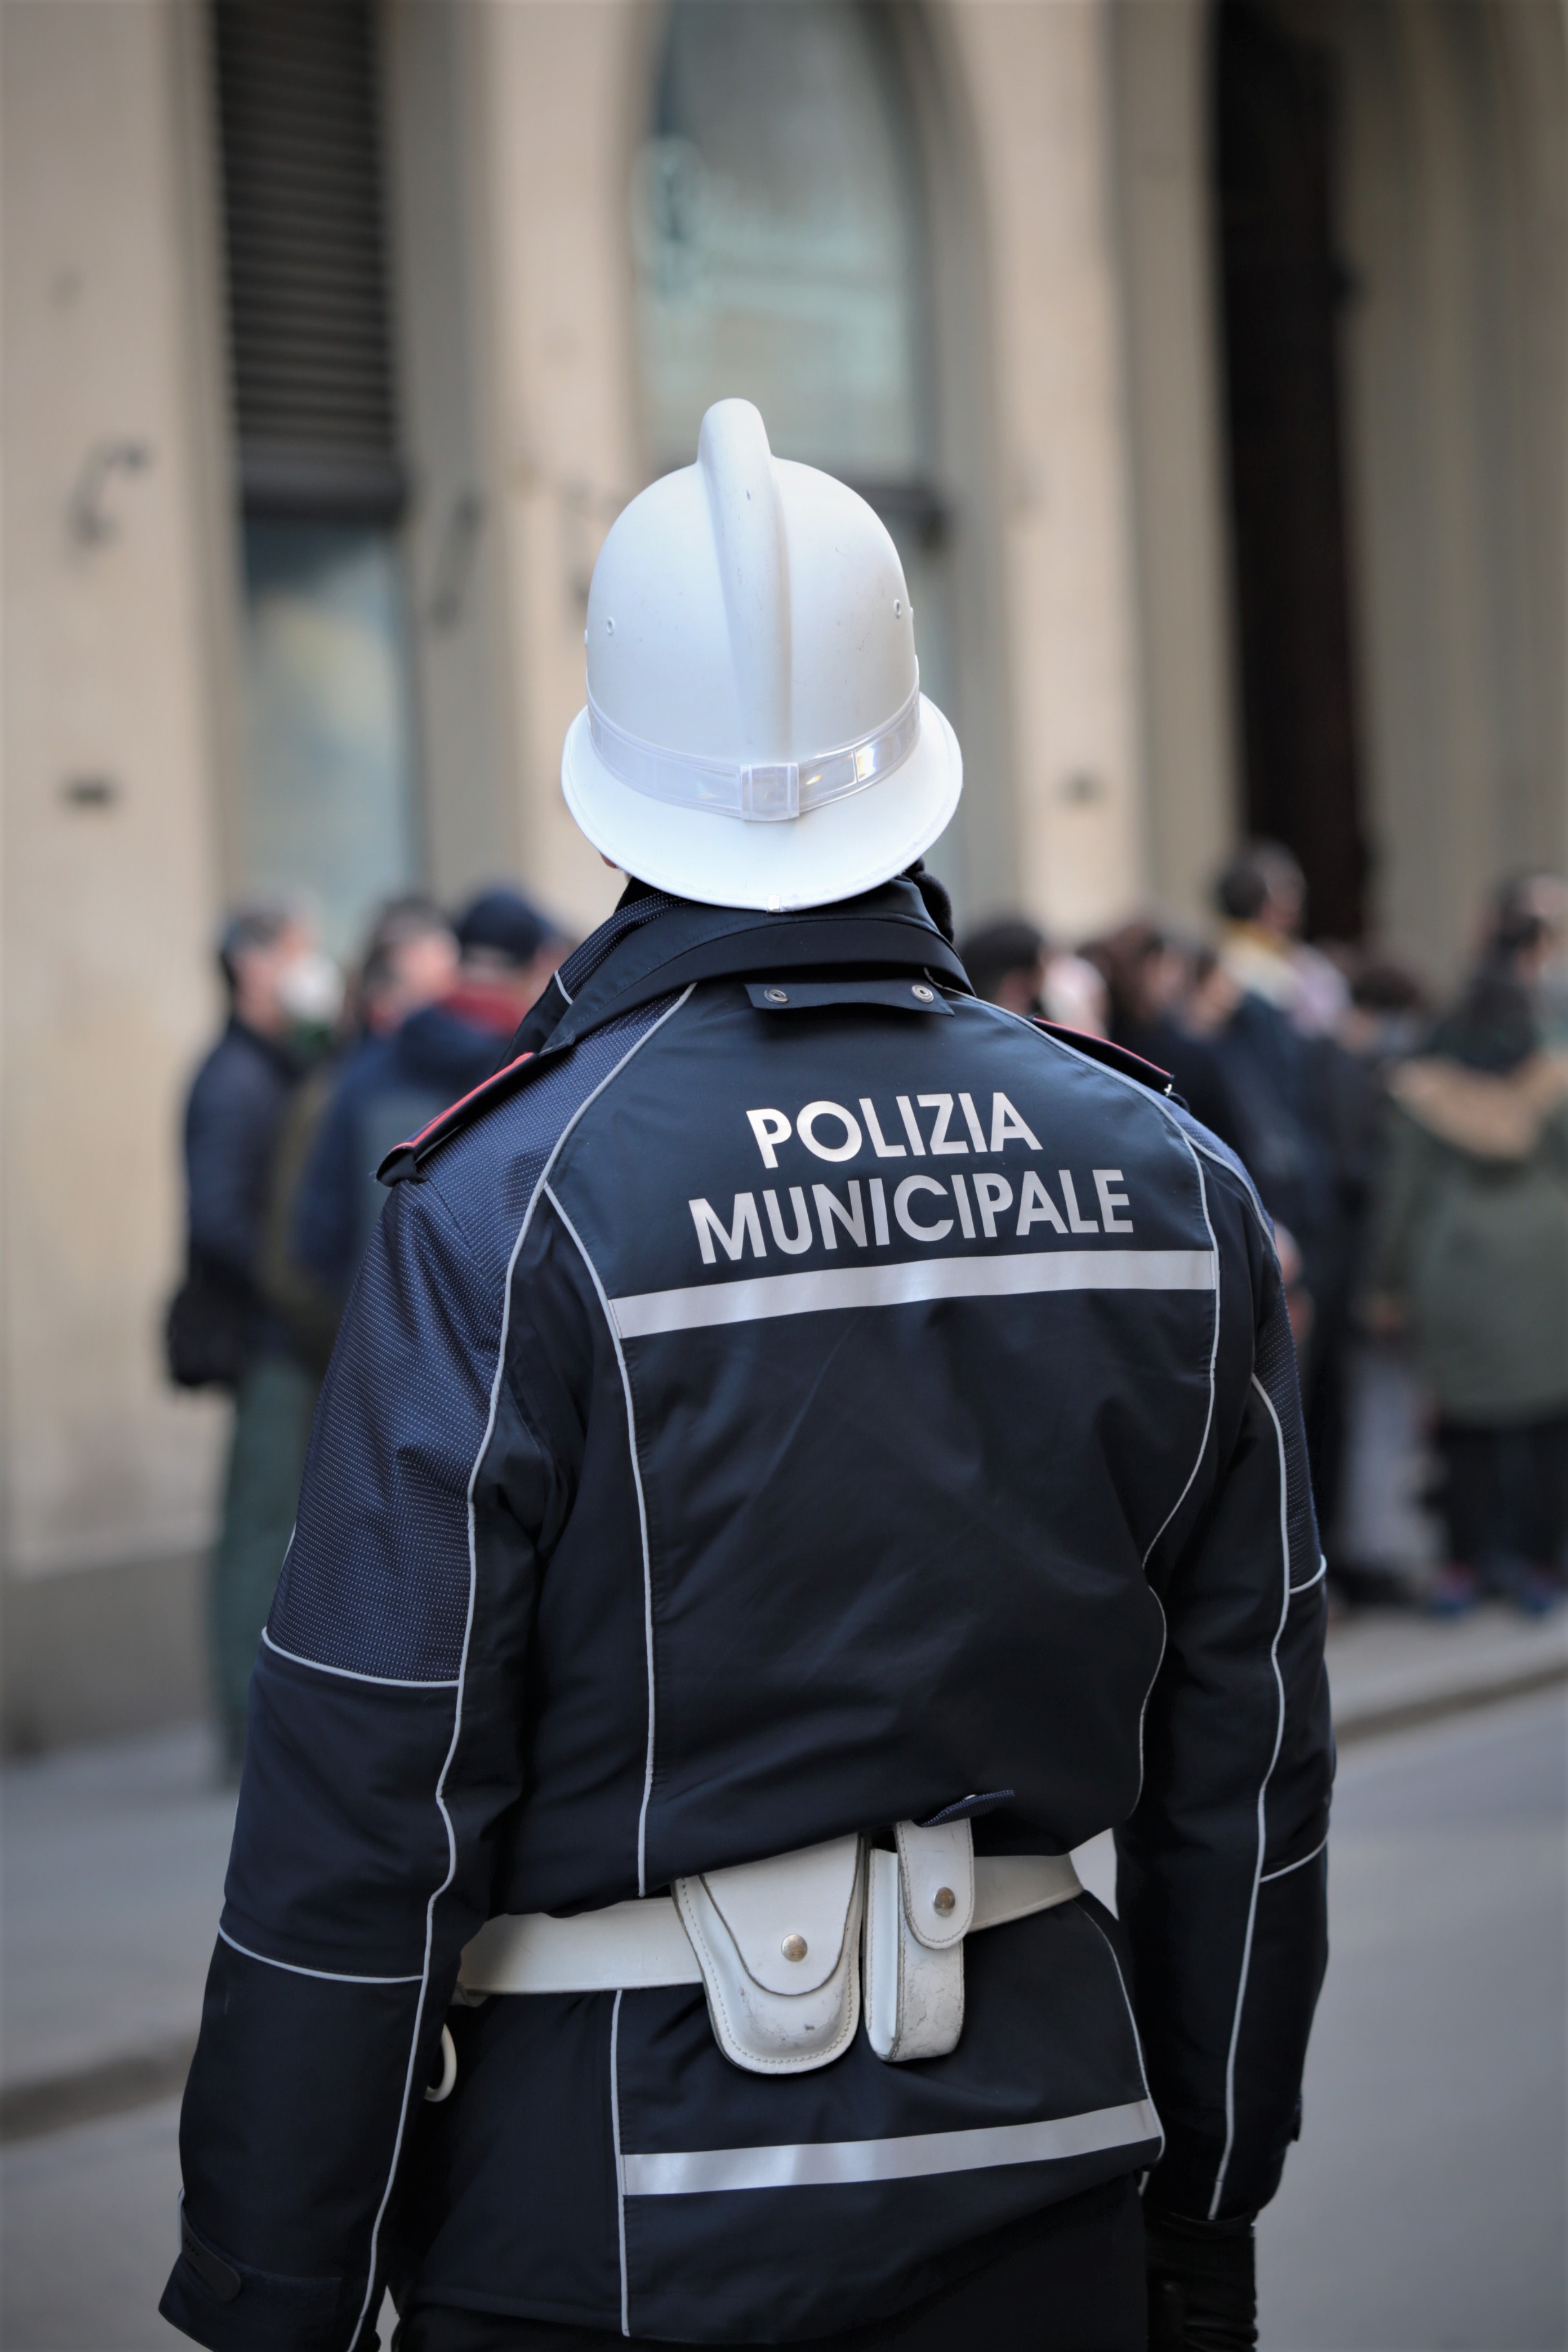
[943,0,1150,939]
[1,0,235,1742]
[1109,0,1239,932]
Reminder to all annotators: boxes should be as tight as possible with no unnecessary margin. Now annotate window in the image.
[632,1,956,817]
[212,0,418,950]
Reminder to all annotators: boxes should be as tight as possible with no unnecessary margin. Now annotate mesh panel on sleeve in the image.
[1253,1284,1320,1587]
[268,997,679,1681]
[1164,1100,1271,1237]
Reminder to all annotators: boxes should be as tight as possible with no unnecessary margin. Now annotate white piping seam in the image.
[1290,1555,1328,1595]
[1181,1131,1275,1251]
[260,1629,460,1690]
[217,1925,421,1986]
[554,967,574,1006]
[347,986,694,2352]
[1141,1143,1220,1569]
[1128,1137,1219,1809]
[547,1181,661,1899]
[961,1006,1299,2223]
[611,1989,629,2337]
[1083,1912,1166,2166]
[986,999,1274,1255]
[1208,1373,1293,2220]
[981,1003,1232,1579]
[1259,1832,1328,1885]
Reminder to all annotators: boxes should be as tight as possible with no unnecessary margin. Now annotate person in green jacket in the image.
[1367,944,1568,1614]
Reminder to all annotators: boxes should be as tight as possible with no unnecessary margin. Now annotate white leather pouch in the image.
[864,1818,974,2064]
[672,1834,865,2075]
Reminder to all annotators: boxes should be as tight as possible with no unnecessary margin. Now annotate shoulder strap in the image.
[377,1050,536,1186]
[1032,1019,1177,1097]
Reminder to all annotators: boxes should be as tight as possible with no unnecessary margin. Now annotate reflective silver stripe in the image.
[612,1249,1217,1339]
[587,681,921,823]
[621,2098,1162,2196]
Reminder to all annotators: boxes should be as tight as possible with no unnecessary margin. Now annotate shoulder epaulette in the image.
[1031,1019,1176,1097]
[377,1051,536,1186]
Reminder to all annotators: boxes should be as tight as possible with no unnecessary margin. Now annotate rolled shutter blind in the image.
[212,0,404,522]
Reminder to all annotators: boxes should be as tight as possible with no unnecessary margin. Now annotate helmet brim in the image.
[560,694,963,913]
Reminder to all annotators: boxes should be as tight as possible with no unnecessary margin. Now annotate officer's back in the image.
[164,404,1329,2352]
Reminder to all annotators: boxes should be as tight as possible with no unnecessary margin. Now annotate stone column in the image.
[2,0,235,1737]
[939,0,1150,941]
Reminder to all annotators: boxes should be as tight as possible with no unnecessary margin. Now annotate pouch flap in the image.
[895,1818,974,1950]
[701,1834,861,1996]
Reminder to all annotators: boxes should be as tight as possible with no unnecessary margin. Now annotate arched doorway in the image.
[630,0,970,908]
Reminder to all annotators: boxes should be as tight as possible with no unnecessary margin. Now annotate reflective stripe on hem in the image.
[612,1251,1216,1338]
[620,2098,1161,2195]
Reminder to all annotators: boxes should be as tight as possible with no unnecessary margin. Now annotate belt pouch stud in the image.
[865,1818,974,2063]
[672,1834,865,2075]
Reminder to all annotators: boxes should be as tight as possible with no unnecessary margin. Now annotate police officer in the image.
[163,402,1330,2352]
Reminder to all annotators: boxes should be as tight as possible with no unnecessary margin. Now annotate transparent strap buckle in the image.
[739,762,800,822]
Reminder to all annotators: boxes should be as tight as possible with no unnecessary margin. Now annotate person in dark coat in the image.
[164,403,1328,2352]
[181,903,343,1771]
[1368,948,1568,1613]
[291,899,510,1302]
[1082,920,1246,1153]
[445,887,571,1043]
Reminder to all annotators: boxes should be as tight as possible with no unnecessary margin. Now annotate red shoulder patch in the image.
[377,1050,534,1185]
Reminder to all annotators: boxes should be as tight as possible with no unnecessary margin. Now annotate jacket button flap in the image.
[896,1818,974,1949]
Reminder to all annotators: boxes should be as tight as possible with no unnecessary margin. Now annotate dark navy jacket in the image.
[164,879,1331,2349]
[292,1006,507,1300]
[184,1018,304,1361]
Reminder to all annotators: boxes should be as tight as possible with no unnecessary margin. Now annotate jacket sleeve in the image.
[161,1177,567,2352]
[1117,1163,1333,2222]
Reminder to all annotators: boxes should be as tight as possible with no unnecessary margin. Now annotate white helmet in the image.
[562,399,962,912]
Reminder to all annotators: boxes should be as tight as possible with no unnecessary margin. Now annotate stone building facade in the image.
[3,0,1563,1741]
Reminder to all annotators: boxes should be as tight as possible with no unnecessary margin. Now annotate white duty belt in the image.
[456,1825,1084,2079]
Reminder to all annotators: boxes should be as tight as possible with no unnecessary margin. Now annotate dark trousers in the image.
[210,1353,320,1769]
[1437,1413,1568,1581]
[395,2174,1145,2352]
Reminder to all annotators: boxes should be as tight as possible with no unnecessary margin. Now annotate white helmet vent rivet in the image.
[605,617,614,634]
[781,1932,808,1962]
[894,598,902,616]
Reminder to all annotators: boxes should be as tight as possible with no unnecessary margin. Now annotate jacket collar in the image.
[378,876,969,1186]
[511,874,970,1063]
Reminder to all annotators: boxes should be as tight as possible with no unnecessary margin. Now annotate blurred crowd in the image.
[962,850,1568,1629]
[172,852,1567,1770]
[170,884,571,1771]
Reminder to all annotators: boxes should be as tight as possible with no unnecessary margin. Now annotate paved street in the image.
[1257,1687,1567,2352]
[3,1676,1563,2351]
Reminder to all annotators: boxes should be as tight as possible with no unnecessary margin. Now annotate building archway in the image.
[629,0,1004,922]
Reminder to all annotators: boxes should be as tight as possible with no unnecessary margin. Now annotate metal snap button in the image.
[932,1886,956,1916]
[781,1932,808,1961]
[765,986,790,1004]
[912,984,935,1003]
